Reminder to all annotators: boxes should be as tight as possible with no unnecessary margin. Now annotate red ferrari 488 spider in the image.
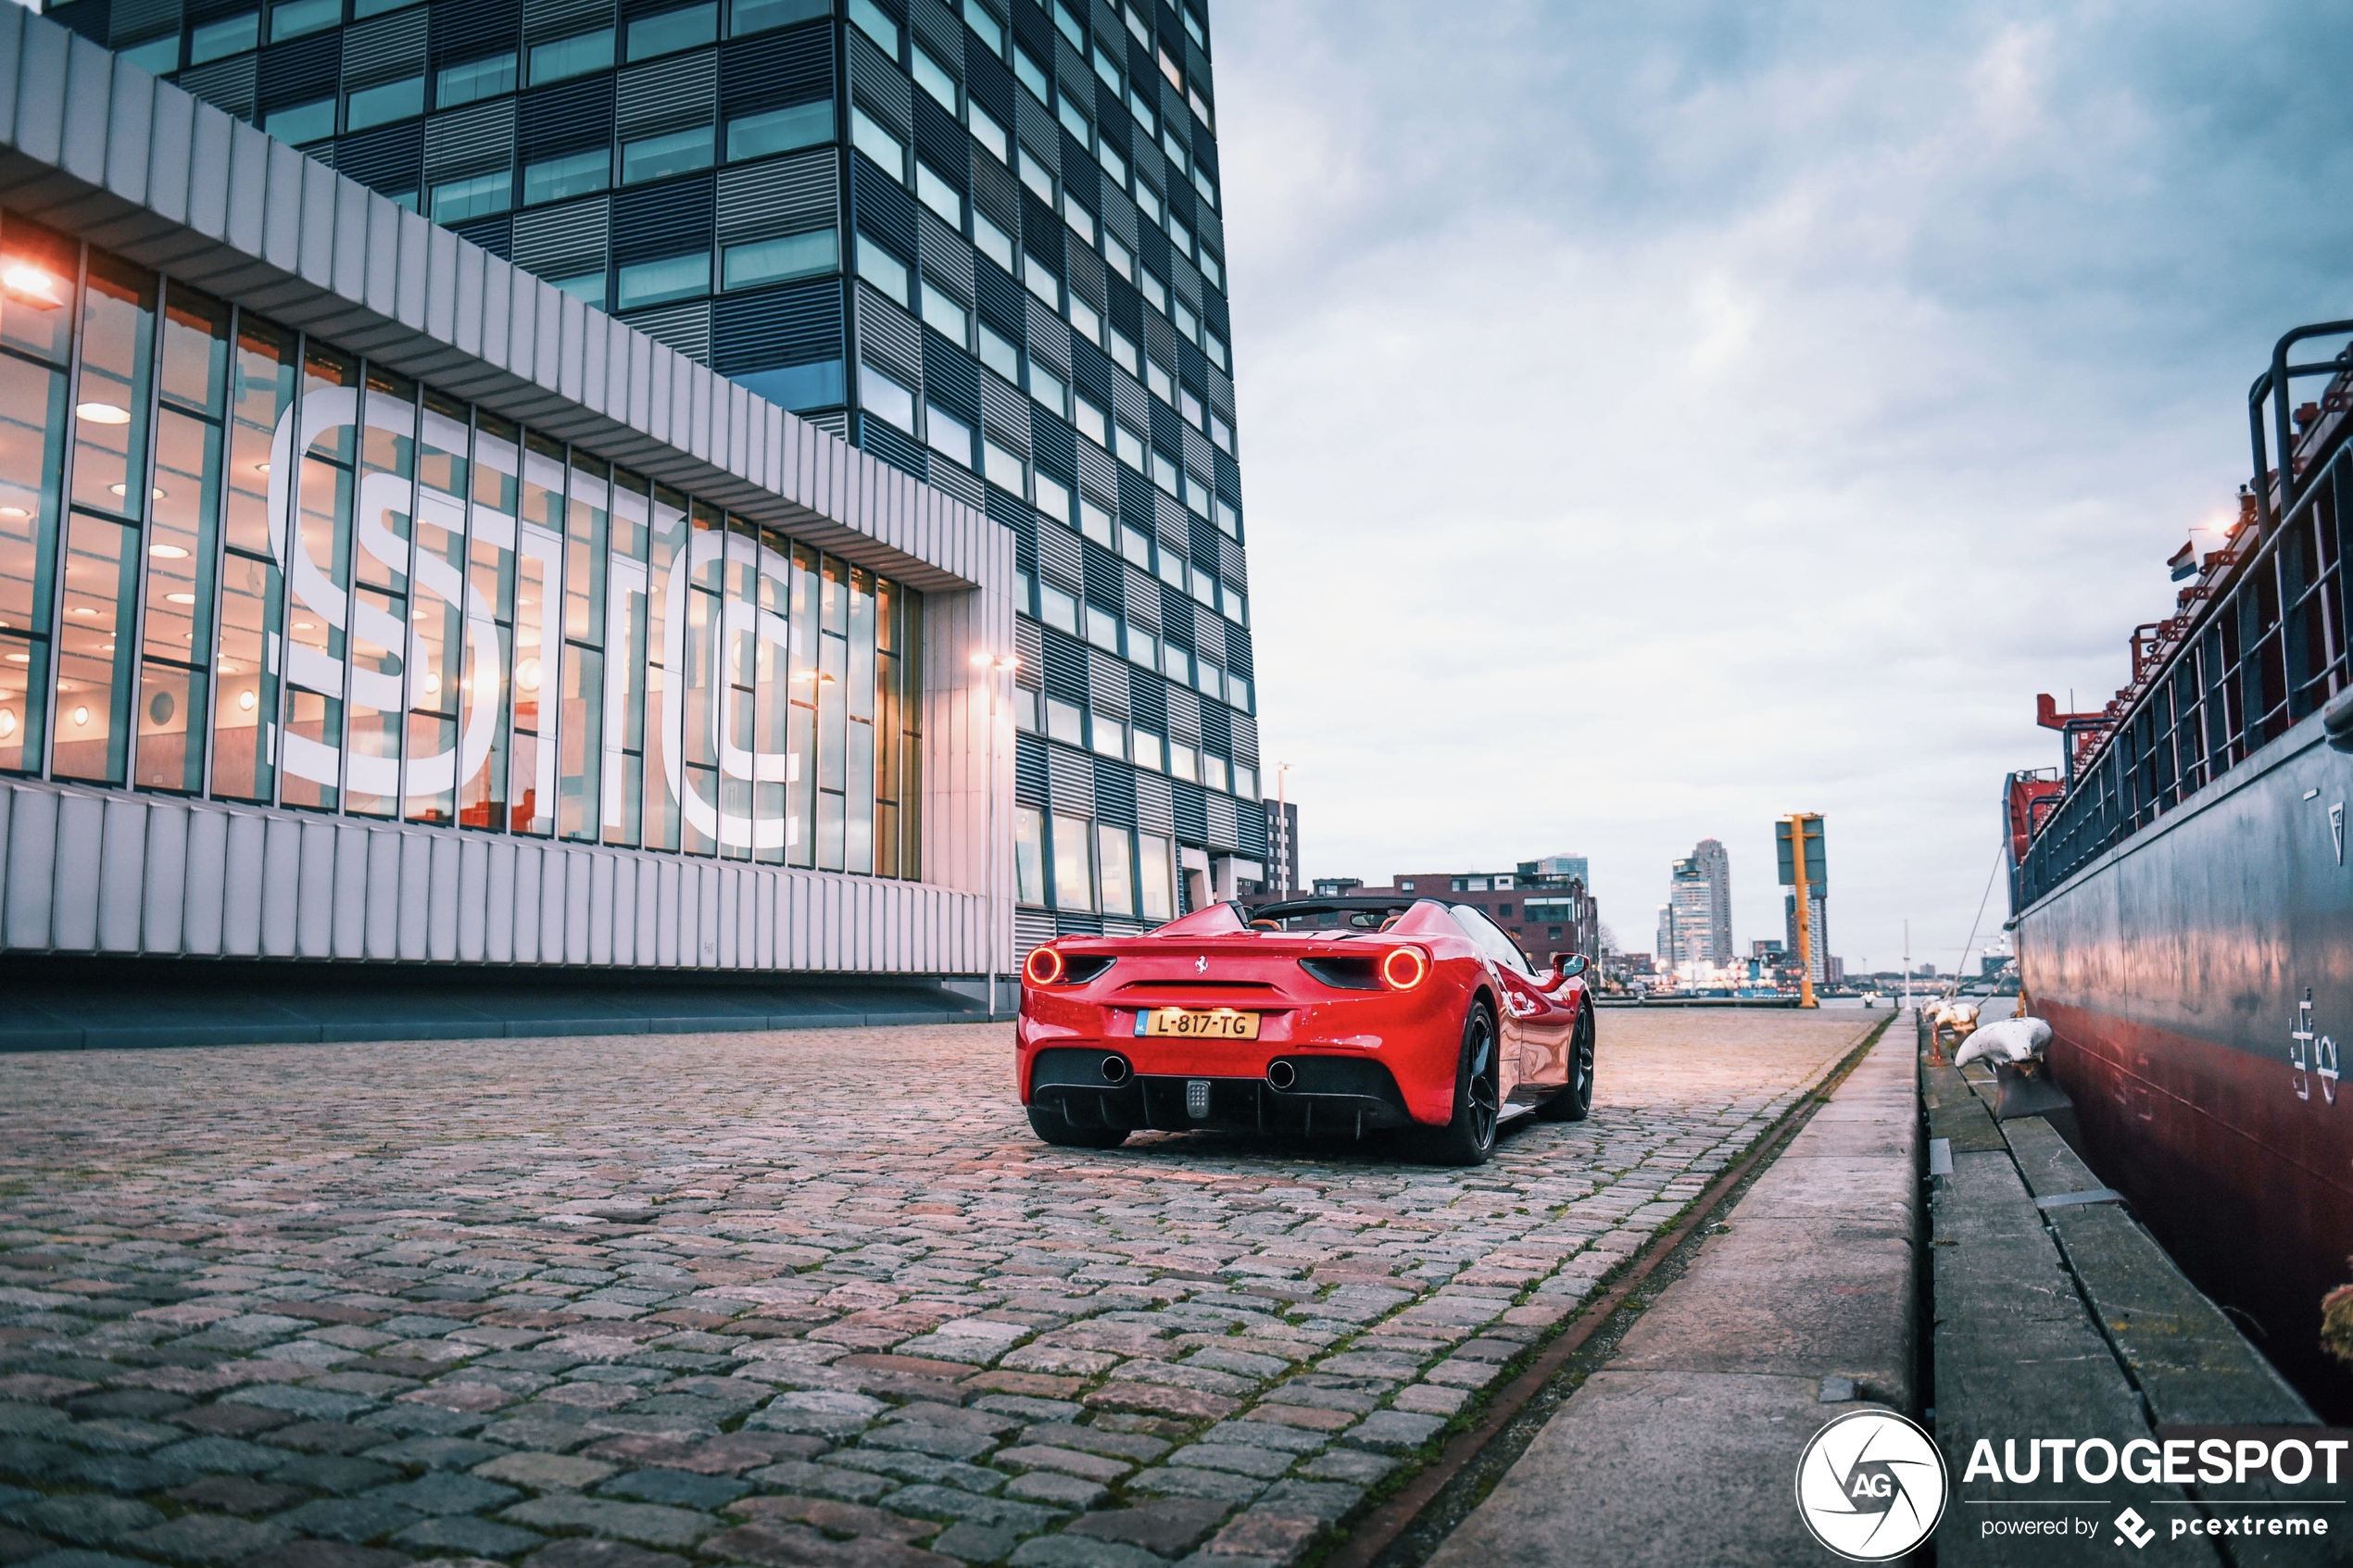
[1015,894,1595,1165]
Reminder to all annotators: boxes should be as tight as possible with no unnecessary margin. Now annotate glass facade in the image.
[0,213,923,876]
[45,0,1264,935]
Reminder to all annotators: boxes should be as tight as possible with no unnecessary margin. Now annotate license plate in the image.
[1136,1007,1261,1040]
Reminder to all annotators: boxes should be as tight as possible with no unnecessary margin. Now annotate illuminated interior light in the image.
[165,592,195,605]
[75,402,132,425]
[517,657,541,692]
[70,705,89,726]
[108,483,167,499]
[0,709,13,738]
[148,544,190,558]
[0,506,29,518]
[237,688,257,711]
[1,264,62,307]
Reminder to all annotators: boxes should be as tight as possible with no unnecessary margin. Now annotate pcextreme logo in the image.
[1794,1409,1948,1561]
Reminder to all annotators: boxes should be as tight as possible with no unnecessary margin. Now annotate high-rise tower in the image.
[44,0,1265,947]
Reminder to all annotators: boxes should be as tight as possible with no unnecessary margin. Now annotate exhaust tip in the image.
[1266,1059,1297,1091]
[1101,1055,1131,1085]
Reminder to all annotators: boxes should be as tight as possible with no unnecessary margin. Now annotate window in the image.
[265,99,335,144]
[1131,729,1163,771]
[1107,327,1139,376]
[1183,6,1205,46]
[1090,712,1124,759]
[346,75,423,132]
[524,149,610,205]
[1013,46,1050,104]
[1193,164,1216,207]
[1014,807,1046,903]
[354,0,422,14]
[915,162,963,224]
[628,2,717,59]
[271,0,340,43]
[1161,128,1188,174]
[912,46,959,110]
[1052,0,1085,48]
[1012,684,1038,732]
[1113,424,1143,470]
[1096,138,1126,187]
[1022,260,1058,307]
[1146,360,1174,404]
[1401,881,1416,893]
[430,170,511,224]
[1452,904,1534,976]
[1051,812,1092,909]
[1073,395,1106,446]
[975,320,1020,382]
[848,0,899,54]
[723,229,837,289]
[1044,693,1081,741]
[1038,587,1078,637]
[850,107,907,181]
[983,438,1024,494]
[1201,250,1222,288]
[438,53,517,107]
[728,100,832,160]
[530,30,614,87]
[616,251,710,309]
[1057,96,1091,146]
[1157,44,1182,90]
[1234,763,1257,797]
[1227,591,1248,626]
[1139,270,1167,313]
[1120,524,1151,568]
[1499,904,1514,918]
[1227,675,1251,712]
[1156,552,1185,590]
[1078,498,1113,546]
[1103,231,1133,280]
[968,104,1010,162]
[623,127,715,184]
[1210,412,1231,453]
[118,32,180,71]
[1134,181,1161,224]
[1084,603,1118,651]
[924,402,974,467]
[918,285,969,343]
[1206,332,1228,370]
[1097,824,1134,916]
[1030,366,1066,417]
[1017,148,1054,205]
[1138,834,1175,921]
[736,359,844,410]
[855,239,910,306]
[1202,754,1227,792]
[1214,495,1239,537]
[963,0,1004,57]
[189,10,258,63]
[1195,660,1222,700]
[1063,200,1095,245]
[1068,295,1101,345]
[729,0,826,37]
[973,212,1014,270]
[1168,742,1197,781]
[1179,386,1203,427]
[551,270,605,305]
[1036,470,1071,524]
[859,367,916,433]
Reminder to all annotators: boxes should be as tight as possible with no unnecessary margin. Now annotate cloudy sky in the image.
[1210,0,2353,972]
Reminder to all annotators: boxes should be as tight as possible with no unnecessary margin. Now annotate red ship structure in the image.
[2006,319,2353,1417]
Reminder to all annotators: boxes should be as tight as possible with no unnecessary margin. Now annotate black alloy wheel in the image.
[1424,1001,1501,1166]
[1027,1103,1130,1149]
[1538,1000,1596,1122]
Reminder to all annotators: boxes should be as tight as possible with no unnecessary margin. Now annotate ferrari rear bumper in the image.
[1027,1047,1419,1136]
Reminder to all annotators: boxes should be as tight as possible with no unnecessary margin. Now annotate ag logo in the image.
[1794,1409,1946,1561]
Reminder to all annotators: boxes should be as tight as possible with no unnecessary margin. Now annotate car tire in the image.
[1537,1001,1595,1122]
[1026,1103,1131,1149]
[1422,1001,1501,1166]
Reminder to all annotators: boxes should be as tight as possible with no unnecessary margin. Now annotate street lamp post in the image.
[975,652,1019,1019]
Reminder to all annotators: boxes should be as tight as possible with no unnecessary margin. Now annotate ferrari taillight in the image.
[1382,946,1429,991]
[1025,947,1065,985]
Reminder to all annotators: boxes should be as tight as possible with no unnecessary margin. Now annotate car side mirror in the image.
[1551,953,1588,980]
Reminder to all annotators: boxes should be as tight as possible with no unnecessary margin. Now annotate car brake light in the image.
[1025,947,1065,985]
[1382,946,1429,991]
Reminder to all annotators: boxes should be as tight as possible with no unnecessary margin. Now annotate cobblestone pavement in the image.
[0,1010,1880,1568]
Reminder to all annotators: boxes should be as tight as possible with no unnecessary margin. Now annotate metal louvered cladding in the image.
[1087,650,1128,721]
[857,413,925,479]
[1218,534,1246,590]
[1207,365,1233,420]
[1014,730,1048,806]
[342,8,428,88]
[1181,422,1213,483]
[986,488,1035,531]
[1047,746,1094,817]
[1199,701,1231,758]
[510,197,610,284]
[978,371,1029,452]
[1224,631,1252,682]
[1148,399,1182,459]
[1015,619,1044,687]
[1135,770,1174,837]
[1206,794,1238,851]
[917,211,975,304]
[1093,758,1136,829]
[1129,121,1162,188]
[1122,564,1160,632]
[333,122,423,196]
[611,175,711,263]
[259,34,339,110]
[1143,311,1177,373]
[1117,467,1154,533]
[1015,907,1055,957]
[1054,35,1091,107]
[720,25,833,118]
[969,149,1020,240]
[921,334,980,420]
[617,50,716,142]
[1071,336,1113,407]
[431,0,522,68]
[1156,582,1191,645]
[929,460,982,508]
[1066,243,1105,310]
[1127,664,1167,733]
[856,298,925,406]
[1056,910,1105,937]
[1109,366,1146,433]
[1191,607,1223,666]
[1229,713,1258,769]
[1197,203,1222,257]
[974,258,1026,338]
[521,76,614,161]
[1076,440,1116,509]
[1171,248,1202,309]
[424,101,517,185]
[109,0,180,45]
[1155,492,1187,549]
[1100,177,1136,251]
[1031,407,1076,488]
[912,96,967,186]
[523,0,612,45]
[1078,538,1121,604]
[1014,96,1060,171]
[853,160,919,263]
[910,0,962,62]
[450,212,511,258]
[1164,683,1200,745]
[962,31,1013,123]
[623,298,711,362]
[1034,522,1080,593]
[1213,448,1239,504]
[715,150,836,246]
[1026,296,1071,376]
[848,31,912,137]
[1172,778,1206,846]
[1038,629,1087,707]
[1019,192,1062,275]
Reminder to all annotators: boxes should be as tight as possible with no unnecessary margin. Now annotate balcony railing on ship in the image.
[2014,323,2353,908]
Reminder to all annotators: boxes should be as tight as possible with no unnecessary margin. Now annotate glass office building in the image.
[44,0,1266,945]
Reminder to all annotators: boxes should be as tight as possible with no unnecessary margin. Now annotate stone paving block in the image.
[1063,1499,1229,1557]
[369,1473,521,1516]
[1079,1386,1237,1423]
[926,1523,1017,1563]
[828,1453,1008,1495]
[2,1497,161,1546]
[394,1514,547,1557]
[992,1448,1126,1485]
[598,1469,748,1511]
[118,1515,289,1567]
[1293,1451,1393,1486]
[872,1486,1062,1534]
[8,1551,148,1568]
[0,1525,54,1566]
[1390,1385,1466,1417]
[1197,1424,1322,1456]
[1341,1412,1444,1454]
[1123,1468,1265,1506]
[751,1393,887,1440]
[1001,1472,1103,1511]
[742,1463,894,1504]
[1012,1428,1164,1465]
[1252,1482,1361,1524]
[498,1497,714,1549]
[1165,1446,1291,1481]
[860,1427,996,1463]
[269,1455,399,1496]
[1202,1510,1323,1562]
[1006,1536,1164,1568]
[270,1498,422,1544]
[168,1476,308,1516]
[474,1453,618,1491]
[370,1436,504,1471]
[725,1498,938,1543]
[243,1532,412,1568]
